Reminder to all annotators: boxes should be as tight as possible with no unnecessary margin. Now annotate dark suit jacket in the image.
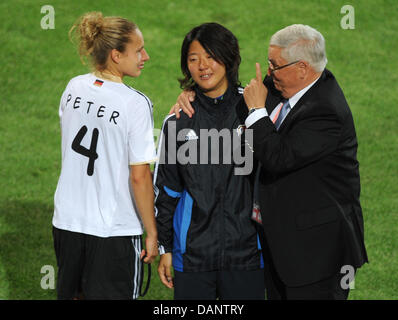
[239,69,368,287]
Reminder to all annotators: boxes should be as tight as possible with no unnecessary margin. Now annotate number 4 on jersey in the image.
[72,126,99,176]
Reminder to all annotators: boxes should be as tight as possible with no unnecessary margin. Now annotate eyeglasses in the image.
[268,59,300,73]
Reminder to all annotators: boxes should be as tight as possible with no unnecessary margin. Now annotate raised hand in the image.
[243,63,268,110]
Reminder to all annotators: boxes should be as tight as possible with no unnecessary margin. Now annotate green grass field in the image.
[0,0,397,300]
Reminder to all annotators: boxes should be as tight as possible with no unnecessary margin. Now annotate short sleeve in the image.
[59,82,72,118]
[127,96,157,165]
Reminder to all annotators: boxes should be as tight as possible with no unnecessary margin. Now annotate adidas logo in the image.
[185,129,199,141]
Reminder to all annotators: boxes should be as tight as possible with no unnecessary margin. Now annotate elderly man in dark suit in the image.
[242,24,368,300]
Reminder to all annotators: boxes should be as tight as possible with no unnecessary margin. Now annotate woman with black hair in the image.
[154,23,265,300]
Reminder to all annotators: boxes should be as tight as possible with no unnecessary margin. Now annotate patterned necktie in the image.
[274,100,291,130]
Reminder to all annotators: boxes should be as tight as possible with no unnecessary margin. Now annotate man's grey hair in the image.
[270,24,327,72]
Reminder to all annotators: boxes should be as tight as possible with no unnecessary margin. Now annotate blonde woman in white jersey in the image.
[52,12,158,300]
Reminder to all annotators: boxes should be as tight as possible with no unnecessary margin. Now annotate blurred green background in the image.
[0,0,397,300]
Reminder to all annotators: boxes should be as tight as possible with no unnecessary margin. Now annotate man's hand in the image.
[141,234,158,264]
[243,63,268,111]
[168,90,196,119]
[158,253,174,288]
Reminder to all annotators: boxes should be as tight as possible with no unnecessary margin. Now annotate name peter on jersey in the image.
[65,93,120,125]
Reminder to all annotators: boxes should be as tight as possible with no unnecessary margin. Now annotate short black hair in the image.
[179,22,241,90]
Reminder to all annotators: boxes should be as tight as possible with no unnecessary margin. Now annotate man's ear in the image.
[298,61,309,79]
[110,48,121,64]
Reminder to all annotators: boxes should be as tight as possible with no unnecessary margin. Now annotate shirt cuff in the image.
[245,108,268,128]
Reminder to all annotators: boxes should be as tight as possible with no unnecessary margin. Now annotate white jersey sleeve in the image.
[127,94,157,165]
[59,87,68,118]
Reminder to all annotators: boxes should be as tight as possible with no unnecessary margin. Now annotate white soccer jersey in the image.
[53,73,157,237]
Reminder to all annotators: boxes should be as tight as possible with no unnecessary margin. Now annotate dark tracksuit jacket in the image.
[154,85,263,273]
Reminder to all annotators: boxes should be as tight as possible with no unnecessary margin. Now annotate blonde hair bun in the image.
[69,11,137,70]
[80,12,104,44]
